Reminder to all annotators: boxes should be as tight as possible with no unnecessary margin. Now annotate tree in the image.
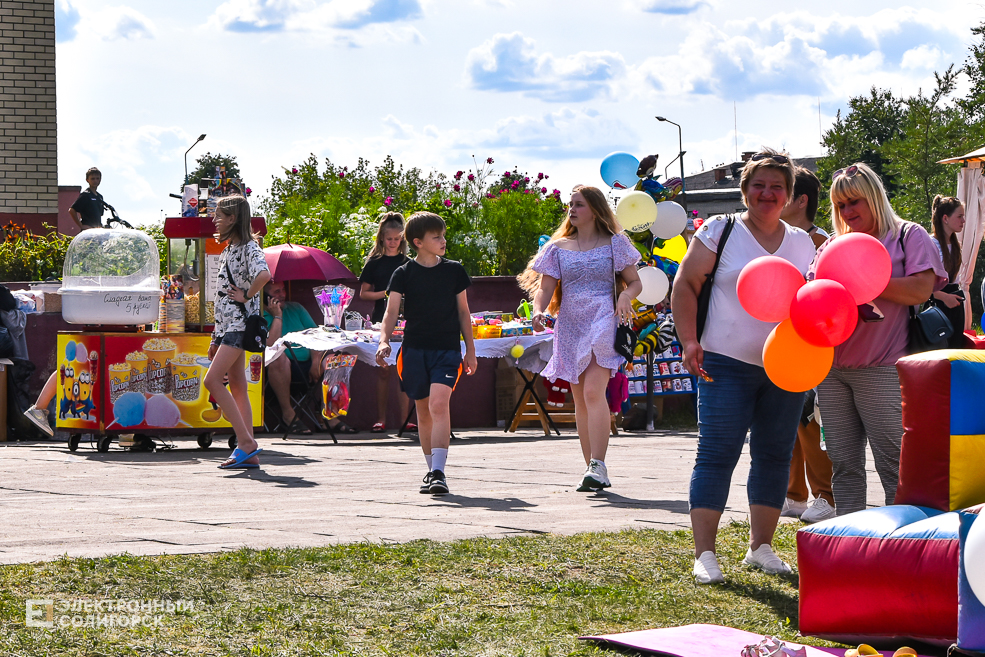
[183,152,241,191]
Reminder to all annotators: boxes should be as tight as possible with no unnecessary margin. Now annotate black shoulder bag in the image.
[899,224,952,353]
[223,255,268,353]
[695,216,735,341]
[612,242,637,361]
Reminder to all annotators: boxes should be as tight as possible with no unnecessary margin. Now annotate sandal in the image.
[281,416,312,436]
[333,421,359,434]
[405,422,418,432]
[371,422,386,433]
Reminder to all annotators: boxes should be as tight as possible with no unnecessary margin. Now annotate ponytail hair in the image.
[931,195,963,281]
[366,212,407,261]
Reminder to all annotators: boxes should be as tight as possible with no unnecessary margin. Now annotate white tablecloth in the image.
[266,327,554,373]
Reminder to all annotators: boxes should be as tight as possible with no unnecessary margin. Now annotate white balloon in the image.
[651,201,688,239]
[616,191,658,233]
[966,514,985,605]
[637,266,669,306]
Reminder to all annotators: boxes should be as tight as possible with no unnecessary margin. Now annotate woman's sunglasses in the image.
[750,153,789,164]
[832,165,860,181]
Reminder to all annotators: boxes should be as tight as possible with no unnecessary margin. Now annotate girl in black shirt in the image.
[359,213,410,432]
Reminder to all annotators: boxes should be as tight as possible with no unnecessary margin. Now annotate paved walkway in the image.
[0,427,887,564]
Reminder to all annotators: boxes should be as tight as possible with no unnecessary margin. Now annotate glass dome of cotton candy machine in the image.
[58,229,163,325]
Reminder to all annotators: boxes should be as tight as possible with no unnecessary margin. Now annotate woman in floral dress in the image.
[519,185,641,491]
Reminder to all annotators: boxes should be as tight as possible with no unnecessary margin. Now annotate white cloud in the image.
[901,44,946,70]
[88,6,156,41]
[465,33,625,102]
[209,0,422,33]
[55,0,81,42]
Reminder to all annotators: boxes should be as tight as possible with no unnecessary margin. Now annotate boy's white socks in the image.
[425,453,433,470]
[431,448,448,473]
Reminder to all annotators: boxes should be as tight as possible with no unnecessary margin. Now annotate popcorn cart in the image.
[55,226,265,453]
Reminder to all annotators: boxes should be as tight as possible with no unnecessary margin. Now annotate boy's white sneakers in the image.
[743,544,792,574]
[800,498,836,524]
[693,551,725,584]
[780,497,808,518]
[577,459,610,491]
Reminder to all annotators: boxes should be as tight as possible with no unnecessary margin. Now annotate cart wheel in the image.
[228,434,237,449]
[96,436,112,453]
[197,433,213,449]
[68,434,81,452]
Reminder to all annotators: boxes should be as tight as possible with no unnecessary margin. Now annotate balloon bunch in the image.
[737,234,892,392]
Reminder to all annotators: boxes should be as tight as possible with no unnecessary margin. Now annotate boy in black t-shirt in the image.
[69,167,106,231]
[377,212,477,495]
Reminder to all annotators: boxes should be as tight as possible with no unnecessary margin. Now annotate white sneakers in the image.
[23,405,53,437]
[780,497,808,518]
[743,544,793,574]
[576,459,611,492]
[693,551,724,584]
[694,545,793,584]
[800,498,836,524]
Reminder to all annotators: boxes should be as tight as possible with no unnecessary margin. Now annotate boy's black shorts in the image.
[396,347,462,400]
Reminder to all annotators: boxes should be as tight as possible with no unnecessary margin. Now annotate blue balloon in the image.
[538,235,550,250]
[600,152,640,190]
[65,341,76,362]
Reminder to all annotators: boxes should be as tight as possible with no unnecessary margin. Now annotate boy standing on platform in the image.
[376,212,477,495]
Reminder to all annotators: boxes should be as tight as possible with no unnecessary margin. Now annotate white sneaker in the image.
[780,498,808,518]
[576,459,610,491]
[743,544,792,574]
[24,405,53,437]
[800,498,836,524]
[693,550,724,584]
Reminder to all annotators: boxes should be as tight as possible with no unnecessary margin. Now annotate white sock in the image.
[431,448,448,473]
[424,453,433,470]
[591,459,605,467]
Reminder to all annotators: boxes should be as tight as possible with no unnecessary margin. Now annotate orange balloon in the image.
[763,319,834,392]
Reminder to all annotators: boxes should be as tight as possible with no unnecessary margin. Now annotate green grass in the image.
[0,523,828,656]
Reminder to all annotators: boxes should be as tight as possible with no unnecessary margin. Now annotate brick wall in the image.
[0,0,57,222]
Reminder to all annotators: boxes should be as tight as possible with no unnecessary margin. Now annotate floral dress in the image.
[533,233,641,384]
[212,239,269,341]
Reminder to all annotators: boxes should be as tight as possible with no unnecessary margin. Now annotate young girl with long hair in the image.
[518,185,642,491]
[358,212,410,432]
[930,195,967,345]
[206,195,271,469]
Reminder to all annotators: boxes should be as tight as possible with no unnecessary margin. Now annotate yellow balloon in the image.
[616,191,658,233]
[510,344,525,359]
[652,235,687,263]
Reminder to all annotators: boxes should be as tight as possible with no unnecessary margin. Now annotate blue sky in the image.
[55,0,984,225]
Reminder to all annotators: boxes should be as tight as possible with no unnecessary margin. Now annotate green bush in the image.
[259,155,566,277]
[0,223,71,282]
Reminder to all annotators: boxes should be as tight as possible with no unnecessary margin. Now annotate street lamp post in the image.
[184,134,207,187]
[655,116,687,211]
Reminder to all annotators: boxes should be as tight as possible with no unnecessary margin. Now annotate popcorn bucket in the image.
[126,351,148,393]
[143,338,177,394]
[171,352,201,402]
[108,363,131,403]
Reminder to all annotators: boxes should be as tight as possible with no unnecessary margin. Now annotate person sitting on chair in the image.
[263,279,358,434]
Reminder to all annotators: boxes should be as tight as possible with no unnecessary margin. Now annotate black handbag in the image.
[611,243,637,361]
[696,216,735,341]
[899,224,952,353]
[224,257,268,353]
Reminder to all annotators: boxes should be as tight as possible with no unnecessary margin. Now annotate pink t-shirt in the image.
[807,221,947,369]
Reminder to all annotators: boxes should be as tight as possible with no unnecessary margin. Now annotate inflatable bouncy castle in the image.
[797,350,985,650]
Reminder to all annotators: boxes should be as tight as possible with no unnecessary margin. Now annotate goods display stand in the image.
[628,340,696,421]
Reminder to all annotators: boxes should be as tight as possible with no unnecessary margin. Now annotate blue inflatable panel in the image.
[958,512,985,651]
[950,360,985,436]
[801,506,948,540]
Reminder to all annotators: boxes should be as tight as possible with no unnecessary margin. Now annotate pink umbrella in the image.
[263,243,357,285]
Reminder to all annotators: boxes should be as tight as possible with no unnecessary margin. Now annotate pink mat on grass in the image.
[581,624,930,657]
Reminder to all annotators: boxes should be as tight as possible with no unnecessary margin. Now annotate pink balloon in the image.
[814,233,892,304]
[737,256,805,322]
[789,279,859,347]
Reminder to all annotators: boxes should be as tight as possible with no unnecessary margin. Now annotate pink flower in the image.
[368,186,375,193]
[523,189,530,194]
[524,177,530,183]
[503,171,512,178]
[472,202,479,208]
[544,175,549,179]
[486,157,494,164]
[537,172,544,179]
[455,171,463,180]
[510,181,519,189]
[552,189,560,195]
[541,187,547,193]
[245,187,252,195]
[384,196,392,205]
[338,171,345,178]
[453,184,460,192]
[444,199,452,207]
[486,193,494,198]
[291,168,298,174]
[467,173,475,182]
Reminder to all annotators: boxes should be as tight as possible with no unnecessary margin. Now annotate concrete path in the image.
[0,428,888,564]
